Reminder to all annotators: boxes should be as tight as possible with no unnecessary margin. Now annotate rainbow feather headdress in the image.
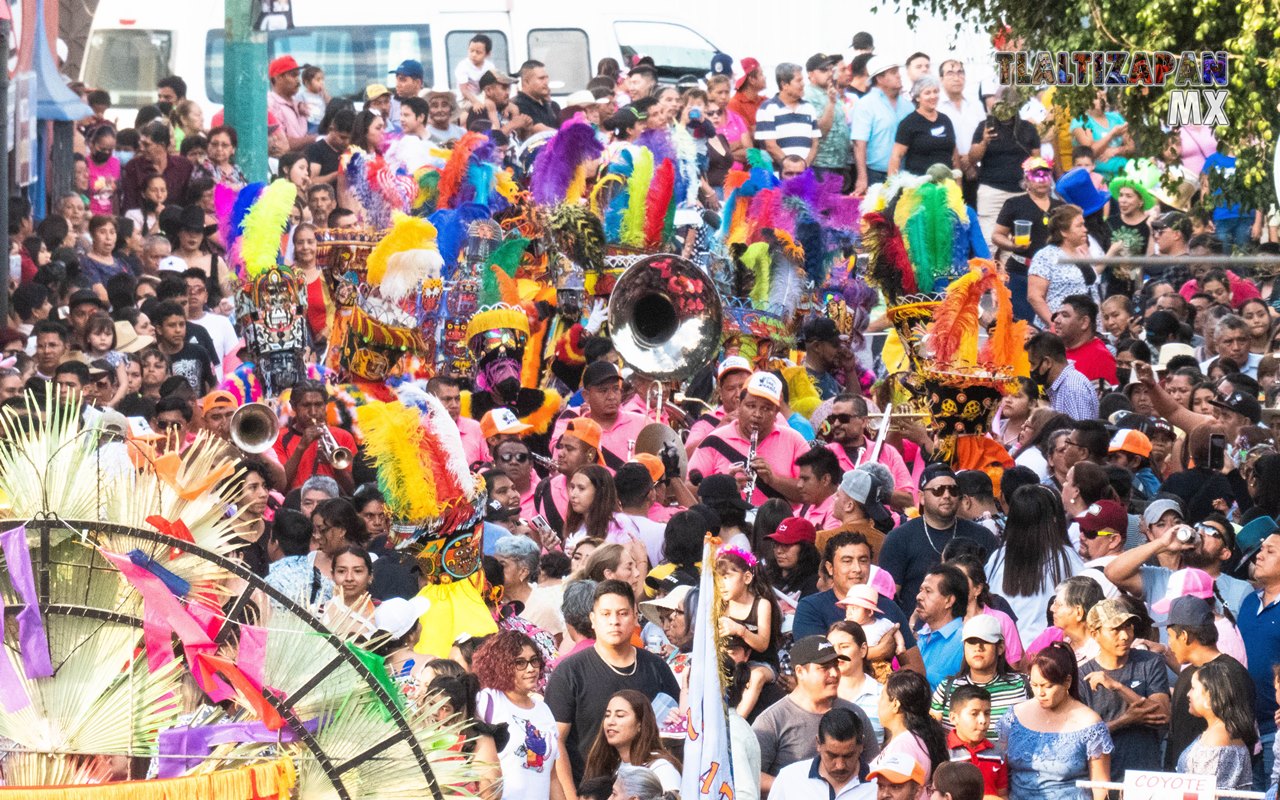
[412,131,520,216]
[591,144,680,253]
[862,165,970,301]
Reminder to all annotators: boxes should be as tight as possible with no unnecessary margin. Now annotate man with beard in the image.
[462,309,561,453]
[551,362,647,471]
[824,393,914,508]
[1104,497,1252,618]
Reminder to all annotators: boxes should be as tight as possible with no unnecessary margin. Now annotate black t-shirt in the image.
[878,517,1000,615]
[168,341,216,394]
[1078,649,1170,779]
[512,92,562,132]
[545,644,680,783]
[186,326,219,370]
[972,118,1041,192]
[304,138,343,178]
[1164,653,1254,770]
[995,193,1065,270]
[895,110,956,175]
[1108,215,1151,256]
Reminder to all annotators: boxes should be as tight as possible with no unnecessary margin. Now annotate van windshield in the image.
[614,21,718,79]
[206,25,431,103]
[81,29,173,109]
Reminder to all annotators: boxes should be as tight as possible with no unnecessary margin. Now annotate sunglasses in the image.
[1081,528,1119,540]
[1196,524,1227,540]
[923,484,959,497]
[500,451,530,464]
[828,413,854,424]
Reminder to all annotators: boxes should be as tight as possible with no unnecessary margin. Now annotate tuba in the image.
[608,253,723,382]
[230,403,280,455]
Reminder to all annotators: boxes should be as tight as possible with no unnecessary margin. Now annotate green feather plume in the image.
[479,237,530,306]
[746,149,772,170]
[741,241,772,309]
[620,148,654,248]
[241,179,297,278]
[899,182,955,292]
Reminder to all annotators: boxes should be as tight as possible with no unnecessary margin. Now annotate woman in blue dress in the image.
[998,641,1113,800]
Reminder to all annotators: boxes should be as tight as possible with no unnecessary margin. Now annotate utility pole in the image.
[223,0,267,182]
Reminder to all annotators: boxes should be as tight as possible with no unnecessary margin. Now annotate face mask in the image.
[1116,366,1132,386]
[1030,361,1051,386]
[115,150,134,166]
[90,150,111,165]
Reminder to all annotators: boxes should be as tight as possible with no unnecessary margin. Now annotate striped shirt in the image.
[755,96,820,160]
[930,672,1031,742]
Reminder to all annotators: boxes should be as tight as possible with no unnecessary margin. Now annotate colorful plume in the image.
[530,121,604,206]
[239,180,296,278]
[619,148,654,248]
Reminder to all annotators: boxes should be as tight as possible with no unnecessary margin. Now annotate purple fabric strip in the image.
[2,525,53,678]
[156,718,319,778]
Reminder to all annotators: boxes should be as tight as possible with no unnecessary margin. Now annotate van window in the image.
[445,31,509,86]
[81,29,173,109]
[527,28,589,94]
[614,21,718,78]
[205,25,431,103]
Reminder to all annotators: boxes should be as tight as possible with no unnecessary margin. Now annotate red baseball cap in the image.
[735,57,761,90]
[210,109,280,131]
[767,517,816,546]
[269,55,300,79]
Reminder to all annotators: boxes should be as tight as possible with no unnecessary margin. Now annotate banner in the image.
[679,536,735,800]
[1122,770,1216,800]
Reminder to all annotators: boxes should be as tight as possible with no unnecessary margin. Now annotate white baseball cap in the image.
[745,371,783,406]
[374,595,431,639]
[717,356,752,380]
[961,613,1004,643]
[157,255,187,273]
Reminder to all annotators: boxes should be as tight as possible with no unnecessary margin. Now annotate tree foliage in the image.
[888,0,1280,210]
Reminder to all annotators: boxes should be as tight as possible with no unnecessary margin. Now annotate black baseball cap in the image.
[582,360,624,388]
[1210,391,1262,425]
[918,463,957,491]
[805,53,841,72]
[478,70,514,89]
[68,289,107,311]
[1154,211,1192,239]
[801,317,842,347]
[790,635,849,666]
[1165,595,1214,627]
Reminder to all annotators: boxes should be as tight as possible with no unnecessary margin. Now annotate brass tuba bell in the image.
[607,254,723,381]
[229,403,280,455]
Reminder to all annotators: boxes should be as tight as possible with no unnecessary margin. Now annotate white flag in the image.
[679,537,735,800]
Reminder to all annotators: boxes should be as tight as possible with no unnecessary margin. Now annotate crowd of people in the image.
[10,23,1280,800]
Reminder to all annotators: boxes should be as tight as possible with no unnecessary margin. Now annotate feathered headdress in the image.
[365,212,444,302]
[860,211,917,301]
[547,204,606,272]
[345,150,416,229]
[530,121,604,206]
[894,173,968,294]
[236,179,296,279]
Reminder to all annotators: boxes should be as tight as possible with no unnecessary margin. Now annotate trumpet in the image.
[230,402,279,454]
[317,427,353,470]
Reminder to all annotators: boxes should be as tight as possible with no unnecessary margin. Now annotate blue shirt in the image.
[1238,589,1280,734]
[849,88,912,173]
[917,615,964,689]
[793,588,917,649]
[483,521,511,556]
[1202,152,1243,220]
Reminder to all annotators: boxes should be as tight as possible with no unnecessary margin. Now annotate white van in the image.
[79,0,724,125]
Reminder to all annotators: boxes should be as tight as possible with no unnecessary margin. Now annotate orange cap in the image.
[563,417,604,464]
[480,408,533,439]
[201,390,239,415]
[632,453,665,483]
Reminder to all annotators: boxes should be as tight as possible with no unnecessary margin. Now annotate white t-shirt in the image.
[455,57,496,96]
[645,757,682,792]
[986,545,1085,644]
[478,688,560,800]
[189,311,238,373]
[621,512,667,567]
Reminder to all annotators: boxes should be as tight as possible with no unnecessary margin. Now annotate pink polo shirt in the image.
[455,414,491,467]
[687,420,808,506]
[827,440,915,503]
[519,483,537,520]
[267,90,308,140]
[685,406,727,452]
[619,395,672,426]
[534,473,569,527]
[795,492,839,530]
[551,410,649,470]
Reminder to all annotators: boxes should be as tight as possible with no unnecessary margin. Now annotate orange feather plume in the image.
[980,259,1030,377]
[929,261,997,370]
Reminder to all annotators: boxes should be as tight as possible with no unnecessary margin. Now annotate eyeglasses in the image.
[706,108,724,116]
[500,451,530,464]
[923,484,959,497]
[513,657,543,671]
[1063,439,1086,450]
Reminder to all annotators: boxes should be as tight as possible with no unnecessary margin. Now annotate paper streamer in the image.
[100,549,215,670]
[0,526,55,711]
[157,722,316,777]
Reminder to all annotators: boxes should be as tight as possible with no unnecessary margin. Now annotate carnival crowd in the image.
[10,24,1280,800]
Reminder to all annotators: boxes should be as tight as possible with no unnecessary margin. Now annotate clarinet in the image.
[742,429,759,501]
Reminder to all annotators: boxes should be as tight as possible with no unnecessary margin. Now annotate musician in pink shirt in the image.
[824,393,915,508]
[550,361,648,470]
[794,446,842,530]
[687,372,807,505]
[684,356,752,454]
[535,417,605,535]
[428,376,491,466]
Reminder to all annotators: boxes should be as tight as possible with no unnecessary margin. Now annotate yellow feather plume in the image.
[366,212,440,288]
[565,164,590,205]
[242,179,297,278]
[945,180,966,218]
[356,400,440,520]
[589,173,625,216]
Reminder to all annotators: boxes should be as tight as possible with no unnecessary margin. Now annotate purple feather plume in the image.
[781,170,820,205]
[634,129,675,165]
[530,121,604,206]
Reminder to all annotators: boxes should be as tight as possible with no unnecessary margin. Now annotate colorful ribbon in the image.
[0,525,52,712]
[156,720,318,778]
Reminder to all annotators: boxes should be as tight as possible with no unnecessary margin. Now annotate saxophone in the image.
[742,429,759,502]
